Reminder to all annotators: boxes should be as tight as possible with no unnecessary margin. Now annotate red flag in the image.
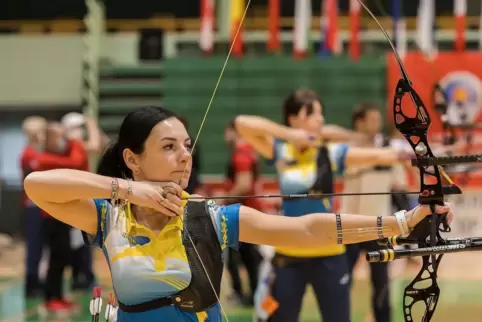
[454,0,467,52]
[325,0,340,54]
[349,0,360,60]
[268,0,280,52]
[200,0,215,55]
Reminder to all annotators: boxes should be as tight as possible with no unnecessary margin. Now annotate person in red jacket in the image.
[224,120,263,306]
[20,116,47,298]
[34,122,88,313]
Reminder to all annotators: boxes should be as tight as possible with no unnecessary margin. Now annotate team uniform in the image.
[261,139,350,322]
[225,142,263,303]
[83,192,241,321]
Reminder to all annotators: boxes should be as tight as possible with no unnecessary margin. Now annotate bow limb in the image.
[177,1,253,320]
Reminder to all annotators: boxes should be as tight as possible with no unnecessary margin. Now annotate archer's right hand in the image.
[287,128,319,149]
[129,181,184,217]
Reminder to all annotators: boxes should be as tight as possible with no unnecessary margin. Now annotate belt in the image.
[118,295,182,313]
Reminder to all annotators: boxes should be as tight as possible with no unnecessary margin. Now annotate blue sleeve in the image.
[328,143,349,176]
[265,139,279,166]
[207,202,241,250]
[82,199,108,248]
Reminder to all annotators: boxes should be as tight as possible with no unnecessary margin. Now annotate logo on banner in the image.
[439,71,482,125]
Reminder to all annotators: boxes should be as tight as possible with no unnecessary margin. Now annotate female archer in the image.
[24,106,453,322]
[235,89,420,322]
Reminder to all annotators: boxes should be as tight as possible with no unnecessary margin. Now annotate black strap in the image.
[336,213,342,245]
[118,296,175,313]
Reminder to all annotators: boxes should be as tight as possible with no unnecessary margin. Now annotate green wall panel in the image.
[163,56,386,174]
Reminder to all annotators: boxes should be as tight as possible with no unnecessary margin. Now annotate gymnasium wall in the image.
[162,56,387,174]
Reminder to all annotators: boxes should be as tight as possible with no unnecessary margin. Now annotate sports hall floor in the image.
[0,246,480,322]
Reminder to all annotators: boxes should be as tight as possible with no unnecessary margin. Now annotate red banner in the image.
[386,51,482,133]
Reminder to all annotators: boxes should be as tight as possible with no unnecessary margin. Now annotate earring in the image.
[133,168,140,175]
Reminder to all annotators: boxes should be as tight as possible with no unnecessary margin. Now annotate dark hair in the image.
[351,102,380,129]
[226,118,236,131]
[282,88,322,126]
[96,106,179,178]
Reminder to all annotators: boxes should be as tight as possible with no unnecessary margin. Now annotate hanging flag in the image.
[200,0,214,55]
[349,0,361,61]
[454,0,467,52]
[479,5,482,49]
[319,0,340,57]
[392,0,406,60]
[231,0,245,58]
[416,0,436,59]
[293,0,312,59]
[268,0,280,52]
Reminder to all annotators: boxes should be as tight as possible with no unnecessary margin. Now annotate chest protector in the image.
[174,200,224,312]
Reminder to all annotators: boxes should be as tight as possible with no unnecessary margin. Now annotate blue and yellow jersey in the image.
[83,192,241,322]
[269,140,349,257]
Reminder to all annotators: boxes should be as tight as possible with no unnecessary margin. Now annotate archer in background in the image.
[223,120,262,306]
[236,88,409,322]
[21,116,47,298]
[35,122,88,313]
[343,102,394,322]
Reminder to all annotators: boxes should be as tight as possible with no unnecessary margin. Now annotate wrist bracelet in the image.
[376,216,384,239]
[111,178,119,202]
[394,210,410,236]
[336,213,343,245]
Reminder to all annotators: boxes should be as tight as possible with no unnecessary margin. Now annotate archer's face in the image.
[290,100,325,133]
[123,118,193,189]
[359,109,382,136]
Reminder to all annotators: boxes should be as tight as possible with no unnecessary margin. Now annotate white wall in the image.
[0,33,140,106]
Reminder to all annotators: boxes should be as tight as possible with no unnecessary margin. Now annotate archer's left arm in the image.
[345,146,406,169]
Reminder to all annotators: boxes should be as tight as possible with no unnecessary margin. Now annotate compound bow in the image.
[356,1,482,322]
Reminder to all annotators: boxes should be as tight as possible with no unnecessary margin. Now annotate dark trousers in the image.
[346,241,391,322]
[269,254,350,322]
[44,216,71,301]
[24,206,44,294]
[227,243,262,301]
[72,245,95,287]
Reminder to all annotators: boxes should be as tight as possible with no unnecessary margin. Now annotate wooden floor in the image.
[0,245,481,321]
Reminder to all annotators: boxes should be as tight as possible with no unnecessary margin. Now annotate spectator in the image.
[34,122,88,313]
[20,116,47,298]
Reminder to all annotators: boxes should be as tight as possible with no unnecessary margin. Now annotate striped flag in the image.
[349,0,361,60]
[268,0,280,52]
[231,0,245,58]
[479,5,482,49]
[293,0,312,59]
[454,0,467,52]
[416,0,437,59]
[200,0,214,55]
[392,0,406,60]
[319,0,340,57]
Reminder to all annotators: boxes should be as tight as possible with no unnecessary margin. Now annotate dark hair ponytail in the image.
[96,106,179,179]
[96,139,131,178]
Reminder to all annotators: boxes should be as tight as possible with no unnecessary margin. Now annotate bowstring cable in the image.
[177,1,253,321]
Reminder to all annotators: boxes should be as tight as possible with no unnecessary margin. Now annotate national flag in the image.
[231,0,245,58]
[416,0,437,59]
[293,0,312,59]
[454,0,467,52]
[349,0,361,60]
[268,0,280,52]
[200,0,214,55]
[392,0,406,60]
